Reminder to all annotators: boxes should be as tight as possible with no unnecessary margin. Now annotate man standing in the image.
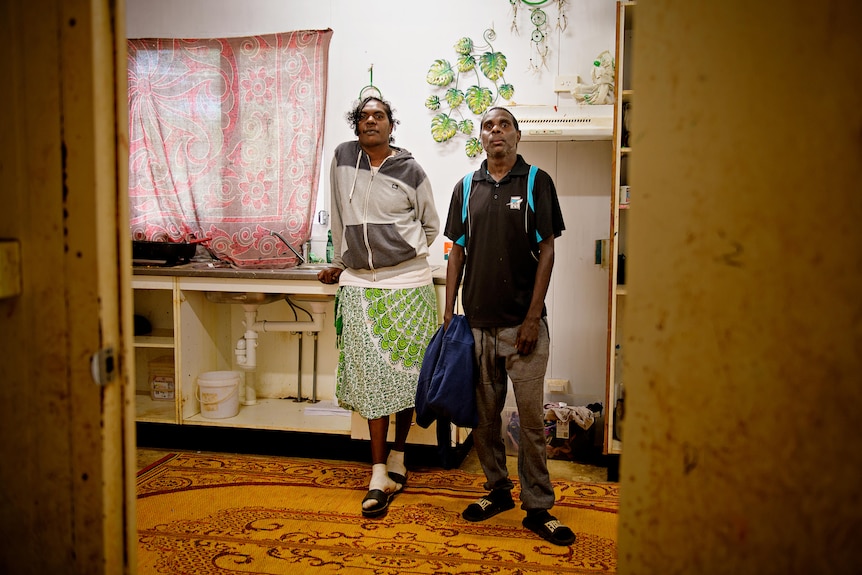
[443,107,575,546]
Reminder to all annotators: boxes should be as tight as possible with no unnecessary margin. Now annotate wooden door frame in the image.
[0,0,135,572]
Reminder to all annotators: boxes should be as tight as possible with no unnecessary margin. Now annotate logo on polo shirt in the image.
[508,196,523,210]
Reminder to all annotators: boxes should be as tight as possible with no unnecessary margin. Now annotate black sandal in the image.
[361,489,391,518]
[462,492,515,522]
[388,471,407,491]
[522,512,576,546]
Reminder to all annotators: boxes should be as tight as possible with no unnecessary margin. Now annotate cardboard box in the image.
[149,355,175,401]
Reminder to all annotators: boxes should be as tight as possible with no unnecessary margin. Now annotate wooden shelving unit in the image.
[605,0,635,455]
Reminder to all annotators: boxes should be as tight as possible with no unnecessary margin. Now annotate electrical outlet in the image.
[554,75,579,92]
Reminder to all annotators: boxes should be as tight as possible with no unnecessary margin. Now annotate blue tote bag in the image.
[416,315,478,429]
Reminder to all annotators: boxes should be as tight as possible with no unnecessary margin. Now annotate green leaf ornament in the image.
[479,52,507,81]
[426,59,455,86]
[499,83,515,100]
[465,86,493,115]
[457,54,476,73]
[465,137,483,158]
[445,88,465,108]
[431,113,458,143]
[458,119,474,135]
[425,95,441,111]
[453,37,473,55]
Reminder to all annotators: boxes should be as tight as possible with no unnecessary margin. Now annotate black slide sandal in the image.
[522,513,576,546]
[388,471,407,490]
[361,489,391,518]
[462,495,515,522]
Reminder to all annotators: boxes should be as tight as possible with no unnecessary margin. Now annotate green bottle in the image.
[326,230,334,263]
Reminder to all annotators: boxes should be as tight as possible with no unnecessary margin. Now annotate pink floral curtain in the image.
[127,30,333,268]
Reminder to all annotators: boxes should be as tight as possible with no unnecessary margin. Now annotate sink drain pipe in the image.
[233,304,325,403]
[293,331,303,402]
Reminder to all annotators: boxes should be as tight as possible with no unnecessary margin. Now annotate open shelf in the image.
[133,328,175,348]
[182,398,352,435]
[135,394,176,423]
[605,0,635,456]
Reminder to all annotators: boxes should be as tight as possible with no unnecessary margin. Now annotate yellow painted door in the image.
[0,0,135,573]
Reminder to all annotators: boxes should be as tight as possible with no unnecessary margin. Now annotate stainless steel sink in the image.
[205,292,287,305]
[288,293,335,303]
[293,263,332,271]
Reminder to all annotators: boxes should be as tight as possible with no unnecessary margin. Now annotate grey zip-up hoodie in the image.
[329,140,439,282]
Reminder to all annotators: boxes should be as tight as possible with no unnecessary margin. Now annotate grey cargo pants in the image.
[471,320,555,511]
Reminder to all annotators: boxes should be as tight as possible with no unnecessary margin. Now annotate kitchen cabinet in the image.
[604,0,635,455]
[132,265,461,448]
[133,276,178,424]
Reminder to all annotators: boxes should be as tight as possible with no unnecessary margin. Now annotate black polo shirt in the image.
[444,155,565,328]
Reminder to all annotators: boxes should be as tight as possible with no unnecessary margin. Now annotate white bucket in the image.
[196,371,240,419]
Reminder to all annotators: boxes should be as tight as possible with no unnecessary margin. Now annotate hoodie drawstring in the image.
[348,149,362,202]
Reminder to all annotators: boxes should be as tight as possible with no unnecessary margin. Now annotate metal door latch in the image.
[90,347,115,386]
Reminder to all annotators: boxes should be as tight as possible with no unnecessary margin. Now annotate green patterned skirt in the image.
[335,284,438,420]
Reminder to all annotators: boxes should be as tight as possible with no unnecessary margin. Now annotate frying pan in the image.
[132,240,197,266]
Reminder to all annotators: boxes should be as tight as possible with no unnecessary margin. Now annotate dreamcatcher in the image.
[509,0,568,73]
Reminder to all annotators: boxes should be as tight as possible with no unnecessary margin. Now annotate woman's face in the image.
[356,99,392,148]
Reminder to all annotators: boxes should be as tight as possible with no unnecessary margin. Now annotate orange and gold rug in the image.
[137,452,618,574]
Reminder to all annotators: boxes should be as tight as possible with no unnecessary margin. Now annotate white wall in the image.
[126,0,616,405]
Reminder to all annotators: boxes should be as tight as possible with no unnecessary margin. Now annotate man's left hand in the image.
[515,318,540,355]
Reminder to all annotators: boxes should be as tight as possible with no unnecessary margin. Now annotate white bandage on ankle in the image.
[386,450,406,476]
[368,463,391,492]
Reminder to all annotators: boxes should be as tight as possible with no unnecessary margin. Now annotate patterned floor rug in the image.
[137,451,618,574]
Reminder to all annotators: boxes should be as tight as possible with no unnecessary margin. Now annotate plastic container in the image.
[502,407,520,456]
[148,355,175,401]
[196,371,241,419]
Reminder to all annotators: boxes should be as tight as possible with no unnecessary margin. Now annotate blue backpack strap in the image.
[527,165,542,245]
[527,165,537,211]
[455,173,472,247]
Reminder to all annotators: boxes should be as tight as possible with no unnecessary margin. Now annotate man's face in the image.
[357,99,392,147]
[480,109,520,159]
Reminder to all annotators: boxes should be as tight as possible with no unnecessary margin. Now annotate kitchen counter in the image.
[130,260,456,445]
[132,261,446,285]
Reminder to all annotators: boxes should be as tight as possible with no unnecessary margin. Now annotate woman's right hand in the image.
[317,267,343,285]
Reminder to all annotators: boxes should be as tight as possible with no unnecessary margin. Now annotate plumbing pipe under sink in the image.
[289,330,320,403]
[233,297,330,404]
[234,304,324,371]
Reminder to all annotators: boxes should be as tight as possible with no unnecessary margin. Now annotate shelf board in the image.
[134,328,175,348]
[182,398,352,435]
[621,147,632,155]
[135,395,177,423]
[616,286,628,296]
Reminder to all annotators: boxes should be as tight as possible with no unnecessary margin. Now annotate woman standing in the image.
[318,96,439,518]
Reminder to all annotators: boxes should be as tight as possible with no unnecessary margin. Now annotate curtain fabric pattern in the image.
[128,29,333,268]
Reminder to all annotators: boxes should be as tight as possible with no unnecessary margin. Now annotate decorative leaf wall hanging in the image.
[424,29,515,158]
